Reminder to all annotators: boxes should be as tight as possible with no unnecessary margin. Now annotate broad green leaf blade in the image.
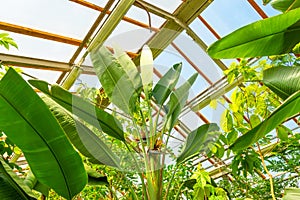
[207,8,300,59]
[29,80,125,141]
[271,0,300,12]
[166,73,198,130]
[230,90,300,151]
[90,46,140,114]
[0,69,87,199]
[263,66,300,100]
[283,188,300,200]
[140,45,154,97]
[153,63,182,105]
[0,157,36,200]
[42,96,121,168]
[177,123,220,164]
[113,45,142,91]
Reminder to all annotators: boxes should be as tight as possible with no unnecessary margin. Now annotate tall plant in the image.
[0,44,222,199]
[207,1,300,199]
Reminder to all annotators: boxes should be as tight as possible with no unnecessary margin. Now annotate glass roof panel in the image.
[1,0,99,39]
[104,25,155,52]
[126,5,166,28]
[254,0,281,16]
[0,32,77,62]
[21,68,61,84]
[143,0,182,13]
[201,0,262,37]
[190,18,219,47]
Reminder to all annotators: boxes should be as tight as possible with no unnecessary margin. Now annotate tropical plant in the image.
[0,42,223,199]
[207,1,300,199]
[210,56,300,199]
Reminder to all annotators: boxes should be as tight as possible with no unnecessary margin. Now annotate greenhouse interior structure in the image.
[0,0,300,199]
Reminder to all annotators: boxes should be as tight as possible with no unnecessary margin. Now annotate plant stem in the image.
[174,182,185,200]
[164,164,179,199]
[257,143,276,200]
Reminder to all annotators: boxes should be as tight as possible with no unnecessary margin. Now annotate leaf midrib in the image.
[216,24,300,54]
[0,93,71,198]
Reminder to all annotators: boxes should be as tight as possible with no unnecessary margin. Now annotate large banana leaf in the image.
[230,90,300,151]
[0,157,36,200]
[271,0,300,12]
[0,68,87,199]
[29,80,125,141]
[166,73,198,131]
[207,8,300,59]
[153,63,182,106]
[263,66,300,100]
[42,96,121,168]
[90,45,141,114]
[177,123,219,164]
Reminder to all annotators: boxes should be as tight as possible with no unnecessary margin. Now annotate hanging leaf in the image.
[90,45,141,114]
[166,73,198,131]
[41,96,121,168]
[0,157,37,200]
[276,125,291,141]
[140,45,154,98]
[113,45,142,92]
[177,123,220,164]
[0,69,87,199]
[29,80,125,141]
[230,90,300,151]
[263,66,300,100]
[271,0,300,12]
[207,8,300,58]
[153,63,182,105]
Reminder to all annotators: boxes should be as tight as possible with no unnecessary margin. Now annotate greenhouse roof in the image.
[0,0,299,191]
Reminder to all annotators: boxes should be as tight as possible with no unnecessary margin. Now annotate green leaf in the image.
[0,69,87,199]
[41,96,121,168]
[276,125,290,141]
[283,188,300,200]
[0,33,18,50]
[262,0,272,5]
[230,90,300,151]
[113,45,142,93]
[227,130,238,144]
[249,114,261,128]
[263,66,300,100]
[153,63,182,105]
[271,0,300,12]
[90,45,141,114]
[29,80,125,141]
[177,123,220,164]
[166,73,198,131]
[0,157,37,200]
[24,171,49,197]
[140,45,153,97]
[293,42,300,53]
[207,8,300,58]
[85,165,108,186]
